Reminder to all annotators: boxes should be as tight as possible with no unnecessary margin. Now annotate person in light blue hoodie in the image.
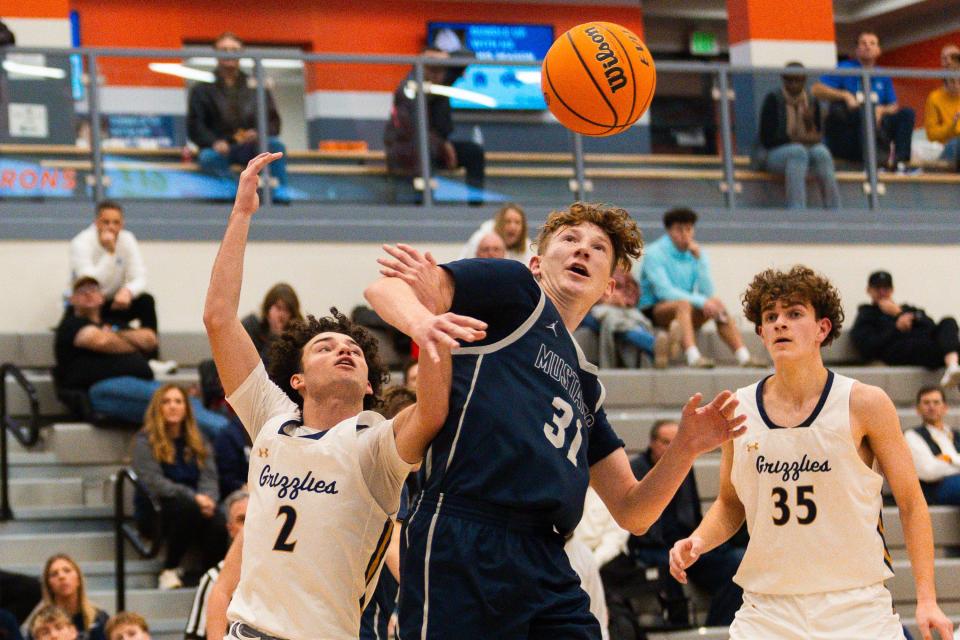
[638,208,763,368]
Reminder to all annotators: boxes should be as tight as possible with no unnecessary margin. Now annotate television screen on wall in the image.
[426,22,554,110]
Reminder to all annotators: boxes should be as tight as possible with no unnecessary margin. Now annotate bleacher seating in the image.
[3,329,958,639]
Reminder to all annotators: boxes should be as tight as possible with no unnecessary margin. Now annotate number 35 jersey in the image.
[731,371,894,595]
[424,259,624,534]
[225,363,412,640]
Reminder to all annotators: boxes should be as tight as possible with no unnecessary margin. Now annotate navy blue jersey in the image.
[422,259,623,533]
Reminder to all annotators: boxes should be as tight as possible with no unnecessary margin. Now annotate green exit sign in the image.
[690,31,718,56]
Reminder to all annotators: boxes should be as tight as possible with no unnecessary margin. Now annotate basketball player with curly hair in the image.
[202,152,487,640]
[367,201,748,639]
[670,266,953,640]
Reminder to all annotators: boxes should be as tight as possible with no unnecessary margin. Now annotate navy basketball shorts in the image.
[398,495,600,640]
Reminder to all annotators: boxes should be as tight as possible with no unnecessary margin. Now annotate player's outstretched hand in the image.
[412,312,487,363]
[378,243,444,314]
[915,599,954,640]
[233,152,283,217]
[669,536,705,584]
[676,390,747,456]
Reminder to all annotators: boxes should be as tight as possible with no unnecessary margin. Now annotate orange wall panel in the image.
[727,0,834,45]
[70,0,642,92]
[0,0,68,18]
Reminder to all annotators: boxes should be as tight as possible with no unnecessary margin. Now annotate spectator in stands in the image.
[187,32,288,199]
[925,55,960,171]
[630,420,744,627]
[813,31,916,173]
[132,384,228,590]
[213,420,249,501]
[103,613,149,640]
[240,283,303,362]
[384,48,485,203]
[758,62,841,209]
[1,570,41,626]
[27,607,76,640]
[0,608,22,640]
[23,556,107,640]
[402,357,418,391]
[638,208,764,368]
[474,232,506,259]
[0,20,13,139]
[69,201,158,354]
[906,385,960,506]
[591,267,672,368]
[184,489,248,640]
[850,270,960,388]
[54,276,229,436]
[460,203,534,262]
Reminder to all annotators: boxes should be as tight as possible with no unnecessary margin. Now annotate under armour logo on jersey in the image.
[258,448,269,458]
[746,441,759,452]
[545,321,558,337]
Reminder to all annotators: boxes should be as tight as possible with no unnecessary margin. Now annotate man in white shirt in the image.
[202,152,487,640]
[69,201,157,345]
[906,385,960,506]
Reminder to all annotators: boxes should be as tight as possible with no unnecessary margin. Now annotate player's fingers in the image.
[395,243,425,261]
[934,621,951,640]
[443,313,488,331]
[424,251,438,266]
[917,620,931,640]
[707,389,734,411]
[720,397,740,418]
[381,244,418,268]
[437,320,484,343]
[681,393,703,416]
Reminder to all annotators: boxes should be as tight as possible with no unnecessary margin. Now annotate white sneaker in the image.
[158,568,183,590]
[940,366,960,389]
[149,359,179,377]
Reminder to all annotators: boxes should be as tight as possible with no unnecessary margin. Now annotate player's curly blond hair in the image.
[741,265,844,346]
[534,202,643,273]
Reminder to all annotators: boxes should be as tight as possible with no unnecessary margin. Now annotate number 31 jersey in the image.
[422,259,624,534]
[731,371,894,595]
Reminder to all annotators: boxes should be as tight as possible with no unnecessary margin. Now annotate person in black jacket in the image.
[851,271,960,389]
[757,62,841,209]
[187,32,288,198]
[628,420,744,627]
[383,48,485,202]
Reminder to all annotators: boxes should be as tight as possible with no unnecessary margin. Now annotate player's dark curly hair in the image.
[266,308,389,411]
[741,266,844,346]
[535,201,643,273]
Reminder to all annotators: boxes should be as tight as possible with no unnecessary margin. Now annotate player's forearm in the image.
[205,585,231,640]
[691,495,745,554]
[364,277,433,338]
[621,443,698,534]
[204,212,251,330]
[899,498,939,603]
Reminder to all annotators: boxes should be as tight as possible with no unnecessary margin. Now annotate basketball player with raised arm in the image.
[365,202,748,639]
[202,152,487,640]
[669,266,954,640]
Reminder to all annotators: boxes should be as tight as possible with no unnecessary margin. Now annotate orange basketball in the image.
[541,22,656,137]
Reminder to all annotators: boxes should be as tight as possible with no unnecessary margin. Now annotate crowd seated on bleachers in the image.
[814,31,916,174]
[850,270,960,388]
[103,612,150,640]
[907,385,960,508]
[131,384,228,591]
[588,267,669,369]
[187,32,288,200]
[183,489,247,640]
[459,203,534,263]
[69,201,158,356]
[22,555,107,640]
[638,208,765,369]
[924,53,960,172]
[756,62,841,210]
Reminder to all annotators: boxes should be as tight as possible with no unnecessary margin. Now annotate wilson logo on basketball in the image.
[584,26,627,94]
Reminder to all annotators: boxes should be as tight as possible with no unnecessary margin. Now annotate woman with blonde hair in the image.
[459,202,534,263]
[131,384,227,590]
[23,555,107,640]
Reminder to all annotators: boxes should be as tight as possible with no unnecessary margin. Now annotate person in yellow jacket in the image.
[924,56,960,169]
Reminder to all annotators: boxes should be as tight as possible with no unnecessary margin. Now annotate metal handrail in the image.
[6,44,960,210]
[114,467,163,612]
[0,363,41,521]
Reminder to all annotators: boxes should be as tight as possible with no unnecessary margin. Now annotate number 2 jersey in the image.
[225,362,413,640]
[419,259,624,534]
[731,371,895,595]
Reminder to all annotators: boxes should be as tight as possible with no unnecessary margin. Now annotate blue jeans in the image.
[197,137,288,188]
[764,142,841,209]
[88,376,230,438]
[621,326,655,355]
[931,474,960,506]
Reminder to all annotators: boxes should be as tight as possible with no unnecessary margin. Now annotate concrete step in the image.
[0,511,112,533]
[889,558,960,605]
[0,531,121,564]
[8,477,85,507]
[88,587,196,620]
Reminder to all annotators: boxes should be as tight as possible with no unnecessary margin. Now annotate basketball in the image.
[541,22,656,137]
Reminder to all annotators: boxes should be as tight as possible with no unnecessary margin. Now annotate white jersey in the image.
[226,363,412,640]
[731,371,894,595]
